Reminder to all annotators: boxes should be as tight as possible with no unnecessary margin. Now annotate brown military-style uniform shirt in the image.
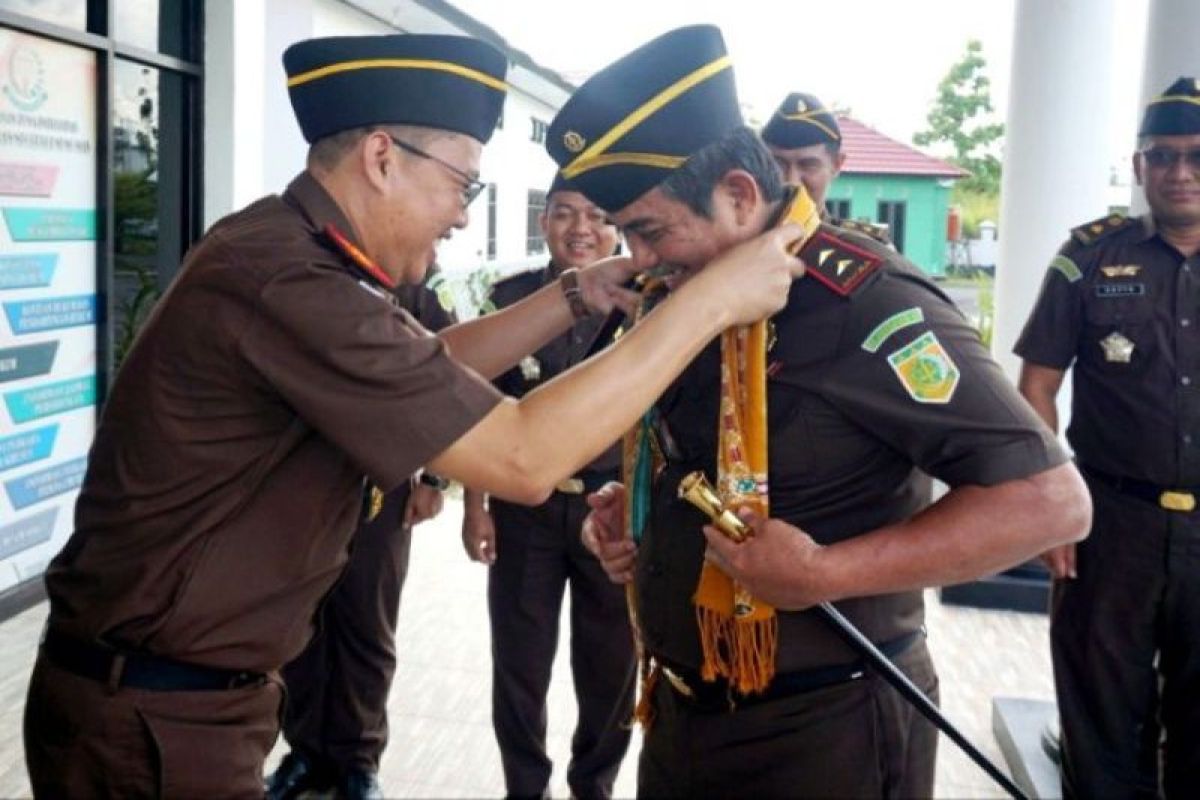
[638,222,1068,673]
[1016,214,1200,486]
[488,266,620,475]
[45,172,501,672]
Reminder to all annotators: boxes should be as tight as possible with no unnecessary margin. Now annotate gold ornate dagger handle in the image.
[678,471,751,543]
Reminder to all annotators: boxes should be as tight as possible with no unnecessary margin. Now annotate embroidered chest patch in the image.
[887,331,960,404]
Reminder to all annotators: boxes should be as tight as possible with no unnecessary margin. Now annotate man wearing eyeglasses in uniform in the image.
[1015,76,1200,799]
[22,33,805,797]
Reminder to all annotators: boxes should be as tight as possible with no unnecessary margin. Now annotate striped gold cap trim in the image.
[288,57,508,92]
[778,111,840,141]
[562,54,732,180]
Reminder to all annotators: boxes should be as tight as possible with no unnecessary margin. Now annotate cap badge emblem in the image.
[563,130,586,153]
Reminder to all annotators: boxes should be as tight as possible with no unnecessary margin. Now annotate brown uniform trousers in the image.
[24,655,283,798]
[489,489,636,800]
[1052,476,1200,799]
[280,484,414,775]
[638,641,938,799]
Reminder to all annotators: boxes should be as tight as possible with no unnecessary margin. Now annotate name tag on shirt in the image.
[1095,283,1145,298]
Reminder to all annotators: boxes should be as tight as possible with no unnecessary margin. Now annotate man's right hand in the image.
[581,481,637,584]
[1040,542,1077,580]
[462,505,497,565]
[688,222,808,327]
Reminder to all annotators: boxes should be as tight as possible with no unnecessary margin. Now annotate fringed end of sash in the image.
[694,564,778,694]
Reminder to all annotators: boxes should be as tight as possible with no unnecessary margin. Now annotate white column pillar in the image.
[1131,0,1200,213]
[993,0,1115,379]
[203,0,314,228]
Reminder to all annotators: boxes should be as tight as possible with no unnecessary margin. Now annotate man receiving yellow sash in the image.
[553,25,1091,799]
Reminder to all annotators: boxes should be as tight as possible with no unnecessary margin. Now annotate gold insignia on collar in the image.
[563,130,586,153]
[1099,331,1135,363]
[519,355,541,382]
[1101,265,1141,278]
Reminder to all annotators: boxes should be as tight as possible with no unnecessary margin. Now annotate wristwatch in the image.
[559,268,590,320]
[418,472,450,491]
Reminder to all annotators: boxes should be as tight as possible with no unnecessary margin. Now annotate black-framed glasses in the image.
[1140,147,1200,172]
[389,136,486,207]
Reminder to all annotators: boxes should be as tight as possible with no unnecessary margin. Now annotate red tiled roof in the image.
[838,116,969,178]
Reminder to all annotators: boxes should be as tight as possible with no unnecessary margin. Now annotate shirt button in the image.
[1185,434,1194,445]
[1183,319,1192,327]
[1183,376,1192,386]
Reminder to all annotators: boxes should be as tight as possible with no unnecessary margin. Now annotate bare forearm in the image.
[816,462,1089,602]
[508,284,730,487]
[463,488,487,513]
[439,283,573,379]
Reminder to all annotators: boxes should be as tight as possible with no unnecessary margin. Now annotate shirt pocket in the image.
[1080,293,1154,374]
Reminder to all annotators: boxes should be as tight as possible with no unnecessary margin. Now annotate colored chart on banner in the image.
[0,253,57,288]
[0,424,58,470]
[0,341,58,383]
[5,456,87,510]
[0,508,58,561]
[0,29,97,589]
[3,293,95,334]
[4,375,95,423]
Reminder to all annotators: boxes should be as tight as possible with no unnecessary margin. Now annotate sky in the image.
[450,0,1150,174]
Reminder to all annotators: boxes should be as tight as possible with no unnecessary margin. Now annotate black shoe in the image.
[338,768,384,800]
[266,752,336,800]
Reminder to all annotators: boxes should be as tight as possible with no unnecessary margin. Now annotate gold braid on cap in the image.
[561,55,732,179]
[288,58,508,92]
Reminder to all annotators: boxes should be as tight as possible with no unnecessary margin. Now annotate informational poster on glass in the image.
[0,29,96,594]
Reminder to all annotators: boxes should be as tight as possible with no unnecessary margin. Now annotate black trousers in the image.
[489,492,637,800]
[1052,476,1200,799]
[280,485,413,775]
[638,641,938,799]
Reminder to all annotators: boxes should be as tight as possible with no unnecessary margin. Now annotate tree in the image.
[914,40,1004,194]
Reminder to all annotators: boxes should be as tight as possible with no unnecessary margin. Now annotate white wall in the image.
[202,0,569,276]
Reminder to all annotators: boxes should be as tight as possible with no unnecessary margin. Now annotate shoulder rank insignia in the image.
[887,331,960,404]
[798,229,882,296]
[1069,213,1137,247]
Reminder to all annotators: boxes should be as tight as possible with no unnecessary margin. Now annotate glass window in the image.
[826,199,851,220]
[485,183,497,260]
[112,58,194,363]
[113,0,197,60]
[877,201,907,253]
[526,189,546,255]
[0,0,86,30]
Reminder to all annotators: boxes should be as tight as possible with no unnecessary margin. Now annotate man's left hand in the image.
[577,256,642,317]
[405,482,445,528]
[701,509,829,610]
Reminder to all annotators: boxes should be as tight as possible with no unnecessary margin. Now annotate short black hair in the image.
[659,126,785,218]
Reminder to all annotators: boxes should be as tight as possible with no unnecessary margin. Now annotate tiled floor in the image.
[0,498,1055,798]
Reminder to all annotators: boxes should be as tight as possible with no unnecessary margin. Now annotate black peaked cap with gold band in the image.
[761,92,841,150]
[283,34,508,144]
[546,25,742,213]
[1139,76,1200,136]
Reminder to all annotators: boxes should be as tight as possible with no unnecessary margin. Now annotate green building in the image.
[826,117,967,277]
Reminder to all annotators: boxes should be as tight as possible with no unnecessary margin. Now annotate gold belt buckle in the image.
[660,666,694,698]
[1159,490,1196,512]
[555,478,585,495]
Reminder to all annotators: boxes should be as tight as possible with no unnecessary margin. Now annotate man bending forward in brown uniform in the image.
[22,32,806,797]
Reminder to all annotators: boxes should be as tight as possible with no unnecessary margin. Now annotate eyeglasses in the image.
[389,136,486,207]
[1139,147,1200,172]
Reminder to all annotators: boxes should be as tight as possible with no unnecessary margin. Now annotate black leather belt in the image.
[555,470,618,495]
[659,629,921,711]
[1081,465,1198,512]
[41,628,266,692]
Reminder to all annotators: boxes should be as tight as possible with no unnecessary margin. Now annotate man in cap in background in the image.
[762,91,889,245]
[22,31,804,796]
[556,24,1090,797]
[267,273,457,800]
[1015,76,1200,798]
[462,174,635,800]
